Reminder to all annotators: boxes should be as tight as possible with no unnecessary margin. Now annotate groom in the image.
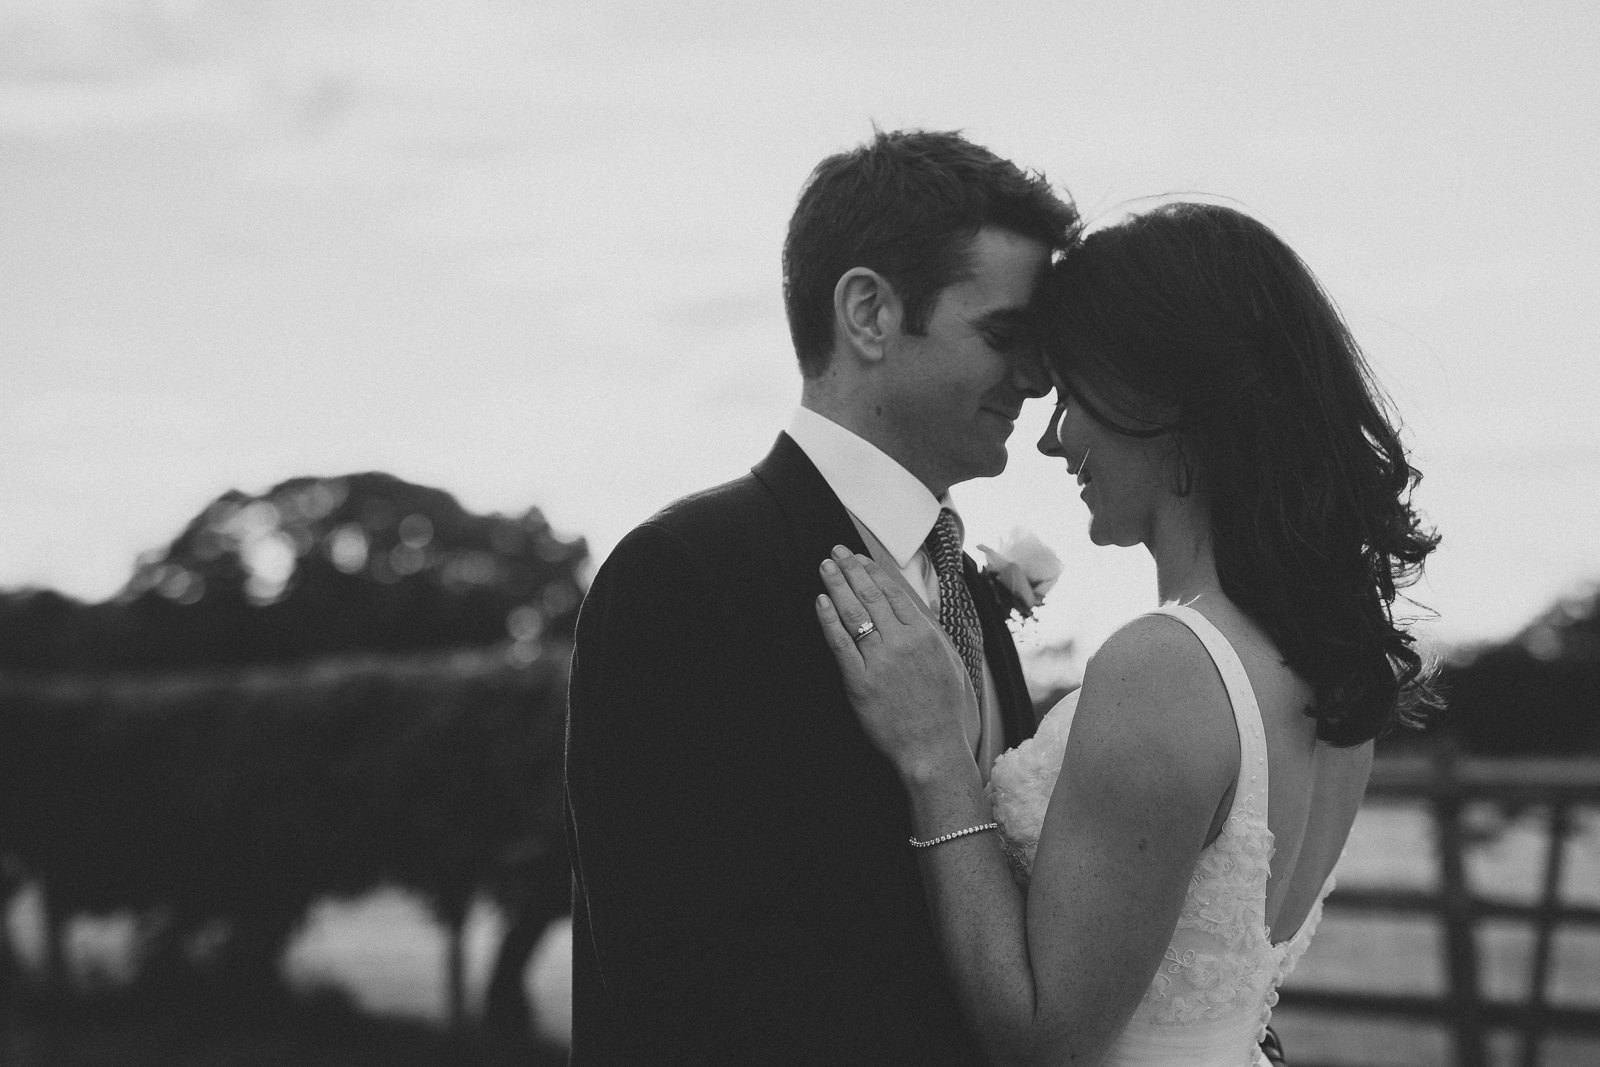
[564,130,1078,1063]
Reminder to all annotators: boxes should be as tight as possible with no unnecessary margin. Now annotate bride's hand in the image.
[815,548,977,782]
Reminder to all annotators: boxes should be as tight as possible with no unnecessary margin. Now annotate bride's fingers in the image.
[830,549,899,632]
[818,556,874,640]
[846,553,922,628]
[814,593,866,676]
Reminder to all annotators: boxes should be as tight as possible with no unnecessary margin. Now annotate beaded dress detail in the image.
[987,605,1336,1067]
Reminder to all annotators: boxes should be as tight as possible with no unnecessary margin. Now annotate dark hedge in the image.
[0,645,571,1028]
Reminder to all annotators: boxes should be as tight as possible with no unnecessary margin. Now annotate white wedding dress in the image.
[987,605,1334,1067]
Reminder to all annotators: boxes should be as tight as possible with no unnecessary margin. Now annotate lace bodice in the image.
[987,605,1335,1067]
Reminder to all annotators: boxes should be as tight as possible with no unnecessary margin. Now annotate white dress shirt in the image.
[786,406,1006,777]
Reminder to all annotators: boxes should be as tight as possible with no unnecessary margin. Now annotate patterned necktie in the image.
[924,508,986,711]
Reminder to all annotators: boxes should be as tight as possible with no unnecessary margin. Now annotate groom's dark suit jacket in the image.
[564,433,1039,1064]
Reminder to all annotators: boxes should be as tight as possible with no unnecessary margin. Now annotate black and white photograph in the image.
[2,3,1596,1065]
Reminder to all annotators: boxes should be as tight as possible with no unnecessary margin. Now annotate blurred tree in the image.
[0,651,569,1020]
[0,473,587,673]
[0,589,106,673]
[0,473,586,1037]
[1434,584,1600,756]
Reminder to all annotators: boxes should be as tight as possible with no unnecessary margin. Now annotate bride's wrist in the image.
[895,741,976,790]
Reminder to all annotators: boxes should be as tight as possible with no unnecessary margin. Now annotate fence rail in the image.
[1277,747,1600,1067]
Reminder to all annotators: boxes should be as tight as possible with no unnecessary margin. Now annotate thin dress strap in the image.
[1146,604,1269,825]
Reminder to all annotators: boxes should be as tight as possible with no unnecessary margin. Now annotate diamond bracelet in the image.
[908,822,1000,849]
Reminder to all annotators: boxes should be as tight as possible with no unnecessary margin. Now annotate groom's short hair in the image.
[782,129,1077,378]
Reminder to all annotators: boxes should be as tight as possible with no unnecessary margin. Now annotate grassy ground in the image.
[0,979,567,1067]
[6,800,1599,1065]
[1273,798,1600,1066]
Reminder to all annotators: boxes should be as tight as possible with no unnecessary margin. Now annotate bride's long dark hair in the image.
[1042,202,1439,745]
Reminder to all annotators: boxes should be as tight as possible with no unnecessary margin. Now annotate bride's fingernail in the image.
[821,558,838,574]
[831,544,850,560]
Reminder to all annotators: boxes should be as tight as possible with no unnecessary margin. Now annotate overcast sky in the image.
[3,0,1597,657]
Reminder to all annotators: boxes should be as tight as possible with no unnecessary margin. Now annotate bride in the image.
[815,203,1438,1066]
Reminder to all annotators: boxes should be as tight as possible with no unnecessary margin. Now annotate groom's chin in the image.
[981,440,1014,477]
[957,455,1008,488]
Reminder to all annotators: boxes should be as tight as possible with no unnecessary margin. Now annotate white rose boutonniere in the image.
[976,527,1062,624]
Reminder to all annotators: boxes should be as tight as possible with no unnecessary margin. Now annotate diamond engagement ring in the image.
[851,620,876,642]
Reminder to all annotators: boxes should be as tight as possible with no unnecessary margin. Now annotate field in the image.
[1275,799,1600,1065]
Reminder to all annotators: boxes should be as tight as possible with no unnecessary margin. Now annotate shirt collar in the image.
[786,406,957,567]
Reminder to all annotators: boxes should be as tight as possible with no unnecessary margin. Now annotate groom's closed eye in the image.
[985,328,1024,353]
[978,314,1037,357]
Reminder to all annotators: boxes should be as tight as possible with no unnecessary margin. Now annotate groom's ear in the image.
[834,268,901,365]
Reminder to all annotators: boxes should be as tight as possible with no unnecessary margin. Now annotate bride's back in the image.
[1198,597,1373,945]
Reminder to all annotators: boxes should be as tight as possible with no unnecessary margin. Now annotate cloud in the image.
[4,389,229,449]
[0,0,261,134]
[0,64,259,134]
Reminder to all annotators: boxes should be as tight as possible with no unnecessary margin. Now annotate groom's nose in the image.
[1011,345,1051,399]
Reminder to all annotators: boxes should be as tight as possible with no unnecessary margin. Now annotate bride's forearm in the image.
[900,760,1053,1066]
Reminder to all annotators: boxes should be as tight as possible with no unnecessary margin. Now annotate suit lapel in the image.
[964,555,1038,747]
[754,432,1037,748]
[751,433,872,612]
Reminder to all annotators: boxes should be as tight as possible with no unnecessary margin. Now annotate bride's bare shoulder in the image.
[1071,614,1238,765]
[1082,612,1222,700]
[1053,615,1239,835]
